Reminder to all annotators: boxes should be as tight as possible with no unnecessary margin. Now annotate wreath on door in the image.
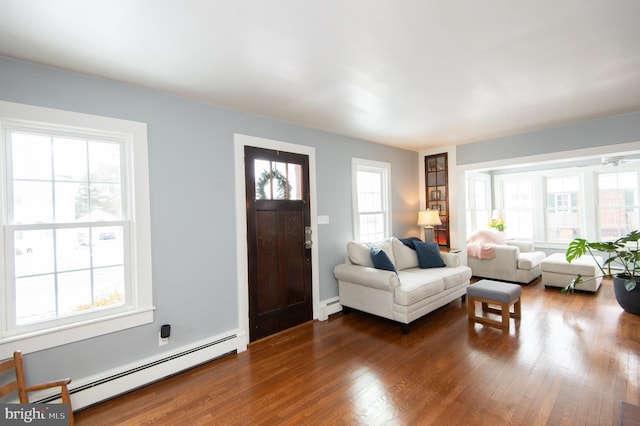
[256,169,291,199]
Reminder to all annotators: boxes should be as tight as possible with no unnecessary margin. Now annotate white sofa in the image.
[333,237,472,333]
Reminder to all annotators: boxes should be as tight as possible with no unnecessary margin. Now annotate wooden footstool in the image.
[467,279,521,331]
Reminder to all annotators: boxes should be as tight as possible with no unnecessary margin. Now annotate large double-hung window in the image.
[500,178,535,239]
[545,176,581,242]
[471,164,640,244]
[352,158,391,242]
[598,171,639,239]
[0,101,153,357]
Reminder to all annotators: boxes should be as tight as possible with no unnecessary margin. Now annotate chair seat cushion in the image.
[518,251,547,270]
[540,253,603,276]
[467,279,521,304]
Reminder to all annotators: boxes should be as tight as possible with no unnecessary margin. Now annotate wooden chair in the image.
[0,350,74,426]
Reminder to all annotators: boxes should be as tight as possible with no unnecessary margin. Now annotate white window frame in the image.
[491,166,640,245]
[0,101,153,358]
[351,158,391,242]
[465,172,491,233]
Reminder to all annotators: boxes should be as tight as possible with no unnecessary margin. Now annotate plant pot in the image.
[613,275,640,315]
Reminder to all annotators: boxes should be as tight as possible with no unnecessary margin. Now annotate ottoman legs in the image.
[468,296,521,331]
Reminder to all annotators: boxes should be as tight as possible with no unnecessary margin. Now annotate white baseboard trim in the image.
[319,297,342,321]
[34,328,247,411]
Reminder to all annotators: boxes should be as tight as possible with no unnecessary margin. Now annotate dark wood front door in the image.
[244,146,312,342]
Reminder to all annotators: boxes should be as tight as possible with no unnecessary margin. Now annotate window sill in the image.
[0,307,155,358]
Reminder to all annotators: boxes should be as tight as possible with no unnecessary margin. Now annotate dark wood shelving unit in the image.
[425,153,450,248]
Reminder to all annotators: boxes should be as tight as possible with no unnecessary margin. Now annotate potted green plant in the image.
[563,230,640,315]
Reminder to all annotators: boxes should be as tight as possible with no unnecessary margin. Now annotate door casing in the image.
[233,134,319,344]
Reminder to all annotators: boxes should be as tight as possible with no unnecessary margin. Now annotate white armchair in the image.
[466,230,546,284]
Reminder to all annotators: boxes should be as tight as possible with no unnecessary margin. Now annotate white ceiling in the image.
[1,1,639,151]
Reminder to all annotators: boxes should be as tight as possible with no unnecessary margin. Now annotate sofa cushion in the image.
[518,251,547,270]
[394,270,444,305]
[347,241,374,267]
[347,238,396,267]
[392,238,419,270]
[415,241,446,268]
[426,265,473,290]
[370,247,397,272]
[372,238,396,265]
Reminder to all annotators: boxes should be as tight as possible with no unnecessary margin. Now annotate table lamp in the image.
[418,209,442,243]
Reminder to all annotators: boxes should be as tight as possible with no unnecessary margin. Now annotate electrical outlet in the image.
[159,332,169,346]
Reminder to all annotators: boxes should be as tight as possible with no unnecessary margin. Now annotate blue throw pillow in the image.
[370,247,397,272]
[415,241,446,268]
[399,237,422,250]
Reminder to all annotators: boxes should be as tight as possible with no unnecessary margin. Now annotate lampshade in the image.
[417,210,442,227]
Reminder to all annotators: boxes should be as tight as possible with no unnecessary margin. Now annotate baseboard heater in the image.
[319,296,342,320]
[34,329,246,411]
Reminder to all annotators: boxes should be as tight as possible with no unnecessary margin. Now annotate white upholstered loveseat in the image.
[333,237,472,333]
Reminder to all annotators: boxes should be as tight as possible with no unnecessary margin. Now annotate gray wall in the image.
[0,57,419,383]
[457,111,640,165]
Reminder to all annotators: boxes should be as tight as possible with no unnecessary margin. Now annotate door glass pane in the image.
[273,162,289,199]
[254,159,271,199]
[287,163,302,200]
[254,159,302,200]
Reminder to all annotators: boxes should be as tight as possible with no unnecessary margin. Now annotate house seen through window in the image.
[598,171,639,239]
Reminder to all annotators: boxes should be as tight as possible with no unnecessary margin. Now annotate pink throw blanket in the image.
[466,229,506,259]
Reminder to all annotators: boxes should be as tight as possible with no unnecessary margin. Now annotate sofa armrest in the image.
[440,252,460,268]
[507,240,534,252]
[333,263,399,291]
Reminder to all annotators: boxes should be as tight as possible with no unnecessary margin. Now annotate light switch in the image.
[317,215,330,225]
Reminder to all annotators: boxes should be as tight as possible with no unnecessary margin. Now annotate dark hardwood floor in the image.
[76,277,640,425]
